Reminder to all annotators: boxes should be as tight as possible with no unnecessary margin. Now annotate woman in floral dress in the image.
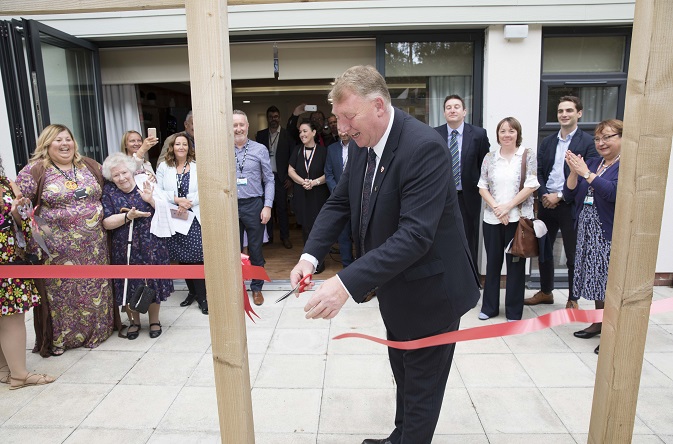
[16,124,114,356]
[0,155,55,388]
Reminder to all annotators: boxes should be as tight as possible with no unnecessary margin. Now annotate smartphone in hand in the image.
[304,105,317,112]
[147,128,157,139]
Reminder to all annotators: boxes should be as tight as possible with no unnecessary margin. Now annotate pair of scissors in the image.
[275,274,312,303]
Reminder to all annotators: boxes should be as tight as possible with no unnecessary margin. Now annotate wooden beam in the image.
[588,0,673,442]
[0,0,343,16]
[185,1,254,442]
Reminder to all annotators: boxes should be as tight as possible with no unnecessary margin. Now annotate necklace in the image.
[53,162,78,190]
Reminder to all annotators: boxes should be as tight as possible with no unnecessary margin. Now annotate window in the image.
[539,29,631,135]
[378,33,484,128]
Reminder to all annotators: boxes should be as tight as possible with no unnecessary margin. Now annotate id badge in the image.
[584,195,594,205]
[74,187,88,199]
[236,177,248,186]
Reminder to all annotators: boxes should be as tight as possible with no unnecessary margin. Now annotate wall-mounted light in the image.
[504,25,528,40]
[243,100,251,104]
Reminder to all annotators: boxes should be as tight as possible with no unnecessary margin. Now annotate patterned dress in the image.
[167,171,204,263]
[0,178,40,316]
[102,182,173,305]
[16,162,114,352]
[573,203,611,301]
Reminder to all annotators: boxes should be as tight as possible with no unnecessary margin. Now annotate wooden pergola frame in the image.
[1,1,671,442]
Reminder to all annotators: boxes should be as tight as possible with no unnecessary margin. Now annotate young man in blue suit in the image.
[434,95,490,271]
[324,130,354,267]
[524,96,597,308]
[290,66,481,444]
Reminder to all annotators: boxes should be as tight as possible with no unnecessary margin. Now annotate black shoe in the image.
[573,329,601,339]
[149,322,162,339]
[180,293,196,307]
[362,439,392,444]
[315,262,325,274]
[127,324,141,340]
[198,299,209,315]
[594,345,600,354]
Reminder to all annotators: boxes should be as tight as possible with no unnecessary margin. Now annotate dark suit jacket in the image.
[434,122,490,222]
[538,128,598,197]
[305,108,481,340]
[324,140,350,193]
[255,127,293,183]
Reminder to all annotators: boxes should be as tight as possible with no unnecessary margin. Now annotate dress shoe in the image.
[362,439,392,444]
[314,262,325,274]
[252,290,264,306]
[197,299,209,315]
[524,290,554,305]
[566,299,579,309]
[574,329,601,339]
[282,238,293,249]
[180,292,196,307]
[594,345,600,354]
[478,312,490,320]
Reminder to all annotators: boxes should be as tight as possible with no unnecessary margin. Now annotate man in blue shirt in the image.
[233,110,275,305]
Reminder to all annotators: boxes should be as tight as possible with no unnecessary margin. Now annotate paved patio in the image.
[2,283,673,443]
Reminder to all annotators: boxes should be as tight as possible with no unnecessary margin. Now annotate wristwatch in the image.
[583,171,591,179]
[557,191,563,201]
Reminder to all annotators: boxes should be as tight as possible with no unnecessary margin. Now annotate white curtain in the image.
[428,76,472,128]
[103,84,141,155]
[579,87,618,123]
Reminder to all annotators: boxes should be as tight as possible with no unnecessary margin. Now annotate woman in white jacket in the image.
[155,132,207,314]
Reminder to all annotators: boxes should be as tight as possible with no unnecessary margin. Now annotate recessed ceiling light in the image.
[243,100,251,104]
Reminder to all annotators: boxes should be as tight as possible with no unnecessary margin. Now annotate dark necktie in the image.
[359,148,377,254]
[449,129,460,188]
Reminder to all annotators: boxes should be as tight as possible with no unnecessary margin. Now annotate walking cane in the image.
[122,217,134,321]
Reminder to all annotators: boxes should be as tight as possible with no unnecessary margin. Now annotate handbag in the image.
[509,150,539,258]
[128,281,156,314]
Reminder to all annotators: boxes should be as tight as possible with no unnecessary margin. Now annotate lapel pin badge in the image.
[380,166,384,173]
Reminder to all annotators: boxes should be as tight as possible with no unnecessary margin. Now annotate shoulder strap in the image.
[517,150,527,213]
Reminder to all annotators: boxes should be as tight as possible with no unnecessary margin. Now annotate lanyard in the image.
[588,155,620,196]
[269,132,279,150]
[304,146,316,179]
[175,162,188,196]
[235,141,250,176]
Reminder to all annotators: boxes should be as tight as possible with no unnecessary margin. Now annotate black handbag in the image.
[128,282,156,314]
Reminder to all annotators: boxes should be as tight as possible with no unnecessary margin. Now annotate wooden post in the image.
[588,1,673,442]
[184,1,254,442]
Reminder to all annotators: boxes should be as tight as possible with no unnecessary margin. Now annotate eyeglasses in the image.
[593,133,620,144]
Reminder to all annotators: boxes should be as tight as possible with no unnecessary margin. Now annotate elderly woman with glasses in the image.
[564,119,623,354]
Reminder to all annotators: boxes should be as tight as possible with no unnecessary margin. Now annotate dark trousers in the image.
[387,318,460,444]
[238,196,265,292]
[266,173,290,241]
[537,202,577,300]
[457,192,480,273]
[337,221,353,267]
[482,222,525,320]
[180,261,206,303]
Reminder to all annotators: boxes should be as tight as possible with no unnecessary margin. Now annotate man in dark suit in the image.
[524,96,597,309]
[324,130,354,267]
[290,65,481,444]
[434,95,490,271]
[255,106,293,249]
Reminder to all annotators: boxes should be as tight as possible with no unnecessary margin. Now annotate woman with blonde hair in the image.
[119,130,158,178]
[16,124,114,356]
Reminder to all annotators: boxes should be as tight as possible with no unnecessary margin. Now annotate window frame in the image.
[539,27,632,135]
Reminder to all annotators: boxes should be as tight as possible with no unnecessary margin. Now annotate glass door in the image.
[0,19,107,167]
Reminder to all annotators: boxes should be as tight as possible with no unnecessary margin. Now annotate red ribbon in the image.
[0,261,269,323]
[333,297,673,350]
